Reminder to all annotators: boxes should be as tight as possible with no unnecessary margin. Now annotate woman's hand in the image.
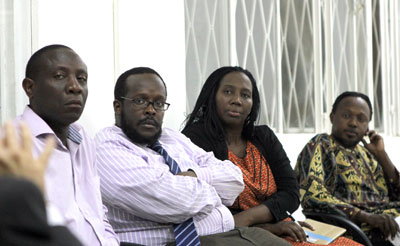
[257,220,314,243]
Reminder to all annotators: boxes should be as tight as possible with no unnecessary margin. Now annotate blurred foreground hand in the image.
[0,121,55,193]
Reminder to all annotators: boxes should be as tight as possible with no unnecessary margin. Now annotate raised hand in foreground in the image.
[0,121,55,193]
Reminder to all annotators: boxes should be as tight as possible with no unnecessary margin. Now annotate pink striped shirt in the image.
[95,125,244,245]
[16,107,118,246]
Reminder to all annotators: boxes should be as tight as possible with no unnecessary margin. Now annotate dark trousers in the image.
[121,227,290,246]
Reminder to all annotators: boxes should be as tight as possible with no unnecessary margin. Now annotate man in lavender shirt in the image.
[95,67,290,246]
[15,44,119,246]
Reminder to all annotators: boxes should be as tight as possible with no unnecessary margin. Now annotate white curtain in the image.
[0,0,31,123]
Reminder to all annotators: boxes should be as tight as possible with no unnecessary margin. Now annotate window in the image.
[185,0,400,135]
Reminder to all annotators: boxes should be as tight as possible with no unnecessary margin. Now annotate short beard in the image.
[120,113,162,145]
[343,140,360,149]
[332,135,360,149]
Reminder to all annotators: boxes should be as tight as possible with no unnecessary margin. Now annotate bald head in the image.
[25,44,74,80]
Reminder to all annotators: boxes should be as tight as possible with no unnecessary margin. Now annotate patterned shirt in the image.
[295,133,400,233]
[228,141,277,211]
[95,125,244,245]
[15,106,119,246]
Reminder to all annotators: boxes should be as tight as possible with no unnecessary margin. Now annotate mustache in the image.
[137,117,160,127]
[344,129,358,135]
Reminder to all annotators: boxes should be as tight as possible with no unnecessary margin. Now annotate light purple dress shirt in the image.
[95,125,244,245]
[15,106,119,246]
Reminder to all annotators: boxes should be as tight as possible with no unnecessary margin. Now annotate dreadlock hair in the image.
[182,66,260,141]
[332,91,373,120]
[114,67,167,100]
[25,44,73,80]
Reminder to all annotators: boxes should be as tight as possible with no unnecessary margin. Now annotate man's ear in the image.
[113,100,121,115]
[113,100,122,126]
[22,78,35,99]
[329,112,334,123]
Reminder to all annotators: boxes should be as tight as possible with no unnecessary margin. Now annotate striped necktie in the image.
[150,141,201,246]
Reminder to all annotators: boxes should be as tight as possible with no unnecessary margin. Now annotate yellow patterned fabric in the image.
[295,134,400,235]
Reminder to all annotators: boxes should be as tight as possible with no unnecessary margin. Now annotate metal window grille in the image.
[185,0,399,135]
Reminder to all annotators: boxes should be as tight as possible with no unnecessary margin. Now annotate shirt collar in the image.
[67,125,82,144]
[21,106,82,145]
[328,134,363,153]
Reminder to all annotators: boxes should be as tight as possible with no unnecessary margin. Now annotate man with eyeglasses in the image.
[95,67,290,246]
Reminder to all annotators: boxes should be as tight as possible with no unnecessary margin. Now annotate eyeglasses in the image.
[120,97,170,111]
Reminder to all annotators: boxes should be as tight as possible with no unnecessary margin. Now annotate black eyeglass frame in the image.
[120,96,170,111]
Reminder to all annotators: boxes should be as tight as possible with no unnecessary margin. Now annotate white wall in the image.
[34,0,185,137]
[115,0,186,133]
[35,0,115,137]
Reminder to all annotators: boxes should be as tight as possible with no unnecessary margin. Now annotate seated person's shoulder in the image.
[303,133,331,149]
[93,126,147,157]
[311,133,330,142]
[160,127,191,145]
[297,134,331,161]
[251,125,276,141]
[161,127,178,135]
[95,126,128,144]
[253,124,271,133]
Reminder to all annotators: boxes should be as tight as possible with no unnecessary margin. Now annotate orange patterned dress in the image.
[228,141,363,246]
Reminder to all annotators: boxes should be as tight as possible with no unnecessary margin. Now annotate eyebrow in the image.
[221,83,252,90]
[342,109,369,117]
[55,65,87,73]
[131,93,166,100]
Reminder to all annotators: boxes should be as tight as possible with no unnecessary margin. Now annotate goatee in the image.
[120,113,162,145]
